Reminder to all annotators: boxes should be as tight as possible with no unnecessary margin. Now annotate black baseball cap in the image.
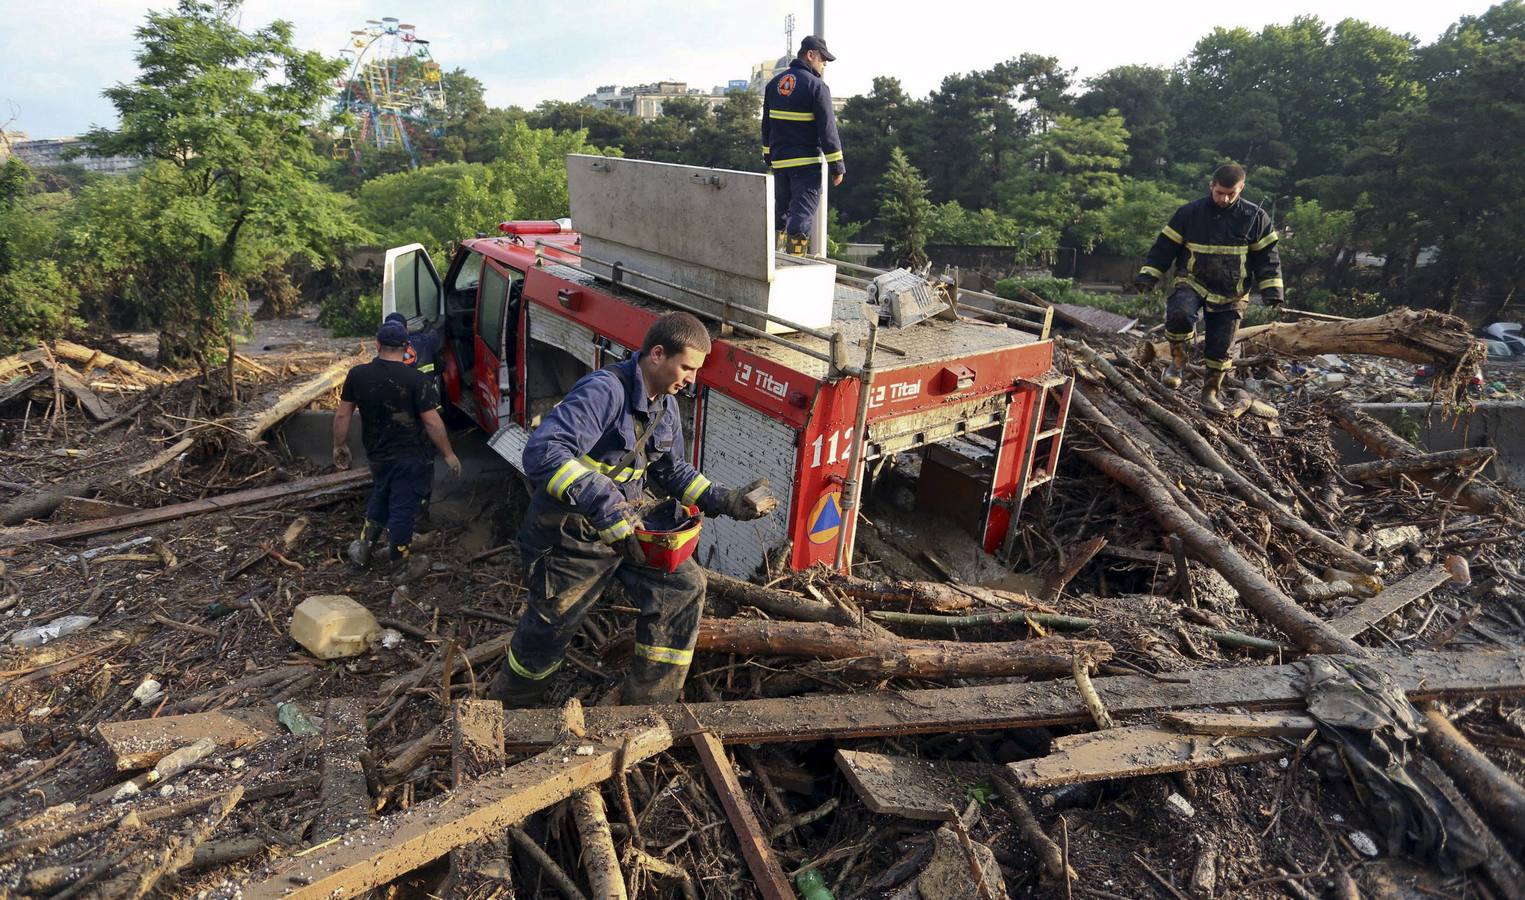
[800,35,836,61]
[377,320,409,347]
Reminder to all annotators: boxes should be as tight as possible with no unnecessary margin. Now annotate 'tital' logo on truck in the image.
[734,362,789,400]
[867,380,922,409]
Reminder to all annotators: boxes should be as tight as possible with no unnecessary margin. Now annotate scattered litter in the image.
[10,614,97,646]
[1349,830,1380,857]
[132,677,165,706]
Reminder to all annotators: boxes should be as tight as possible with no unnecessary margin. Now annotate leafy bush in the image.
[996,275,1165,322]
[318,291,382,338]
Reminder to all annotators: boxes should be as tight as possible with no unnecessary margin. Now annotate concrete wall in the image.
[1345,402,1525,489]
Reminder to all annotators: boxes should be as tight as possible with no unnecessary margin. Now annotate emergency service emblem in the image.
[778,74,796,96]
[807,490,842,545]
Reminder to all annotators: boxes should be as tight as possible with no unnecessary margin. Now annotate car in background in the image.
[1485,322,1525,357]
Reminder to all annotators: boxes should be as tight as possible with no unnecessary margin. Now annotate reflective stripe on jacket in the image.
[522,354,720,532]
[761,60,845,177]
[1140,196,1283,304]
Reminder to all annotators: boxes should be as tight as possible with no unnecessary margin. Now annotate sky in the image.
[0,0,1498,140]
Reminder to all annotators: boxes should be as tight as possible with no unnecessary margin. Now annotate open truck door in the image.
[381,244,443,326]
[469,259,523,434]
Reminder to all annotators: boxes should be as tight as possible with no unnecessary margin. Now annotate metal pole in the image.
[814,0,825,40]
[834,320,877,573]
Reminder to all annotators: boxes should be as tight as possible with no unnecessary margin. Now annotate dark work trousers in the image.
[1164,285,1248,368]
[501,501,706,706]
[364,456,431,549]
[774,166,823,237]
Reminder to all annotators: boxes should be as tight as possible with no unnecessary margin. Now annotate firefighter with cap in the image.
[383,311,446,525]
[1135,163,1283,415]
[489,312,778,707]
[763,35,845,256]
[333,319,462,582]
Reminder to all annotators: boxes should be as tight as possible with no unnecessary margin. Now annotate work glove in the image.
[1132,274,1157,294]
[716,477,779,521]
[332,445,352,471]
[600,509,647,566]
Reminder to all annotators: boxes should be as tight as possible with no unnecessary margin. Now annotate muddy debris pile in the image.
[0,314,1523,900]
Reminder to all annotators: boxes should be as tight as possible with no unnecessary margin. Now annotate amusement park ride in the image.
[332,18,448,170]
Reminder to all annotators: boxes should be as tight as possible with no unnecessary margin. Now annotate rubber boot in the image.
[787,233,810,256]
[619,656,691,705]
[387,544,431,584]
[487,665,553,709]
[1201,367,1229,416]
[346,521,385,568]
[1163,341,1188,390]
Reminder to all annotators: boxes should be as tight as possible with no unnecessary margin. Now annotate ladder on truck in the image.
[999,372,1074,563]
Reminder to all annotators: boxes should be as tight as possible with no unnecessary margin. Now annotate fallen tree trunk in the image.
[1421,704,1525,844]
[678,617,1113,678]
[825,573,1053,614]
[1068,339,1378,574]
[51,339,174,385]
[234,349,368,442]
[704,569,897,639]
[1342,447,1497,482]
[1327,399,1515,518]
[1076,446,1366,656]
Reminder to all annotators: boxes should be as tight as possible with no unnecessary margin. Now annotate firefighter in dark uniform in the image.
[762,35,845,256]
[488,313,777,707]
[333,320,462,582]
[384,312,445,525]
[1135,164,1283,415]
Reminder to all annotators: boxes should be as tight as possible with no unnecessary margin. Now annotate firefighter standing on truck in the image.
[488,313,778,707]
[333,319,462,583]
[1135,164,1283,415]
[763,35,845,256]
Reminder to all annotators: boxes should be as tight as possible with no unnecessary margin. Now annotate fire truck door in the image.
[381,244,442,327]
[471,261,523,433]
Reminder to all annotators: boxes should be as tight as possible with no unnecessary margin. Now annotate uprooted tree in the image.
[80,0,366,371]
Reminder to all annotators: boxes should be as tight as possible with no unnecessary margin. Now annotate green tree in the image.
[878,147,932,269]
[357,163,511,260]
[837,77,924,222]
[83,0,364,368]
[0,159,80,352]
[1000,112,1129,252]
[1076,66,1174,178]
[1091,178,1190,257]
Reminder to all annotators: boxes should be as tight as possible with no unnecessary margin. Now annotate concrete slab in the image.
[1345,402,1525,488]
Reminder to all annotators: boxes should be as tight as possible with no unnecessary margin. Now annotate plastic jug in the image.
[290,595,379,660]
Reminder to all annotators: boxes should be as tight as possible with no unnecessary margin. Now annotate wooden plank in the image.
[241,718,670,900]
[834,749,999,821]
[1328,565,1452,638]
[687,718,794,900]
[448,699,515,895]
[96,709,277,771]
[313,698,372,843]
[53,365,118,421]
[0,469,370,548]
[500,650,1525,751]
[54,496,142,523]
[0,371,50,405]
[1008,725,1290,788]
[236,351,367,442]
[0,348,47,381]
[1159,712,1318,738]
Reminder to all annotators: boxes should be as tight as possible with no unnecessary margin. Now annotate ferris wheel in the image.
[332,17,448,169]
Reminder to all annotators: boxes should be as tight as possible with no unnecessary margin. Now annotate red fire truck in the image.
[383,158,1070,578]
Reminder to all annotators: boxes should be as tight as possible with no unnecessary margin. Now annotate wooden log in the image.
[52,365,118,421]
[1327,399,1515,518]
[96,709,277,771]
[53,496,141,523]
[993,776,1072,882]
[51,340,174,385]
[1077,446,1367,655]
[0,479,99,527]
[1342,448,1497,482]
[0,469,371,548]
[235,350,367,442]
[448,699,516,895]
[1327,565,1452,638]
[0,370,50,405]
[1159,711,1317,738]
[826,573,1051,614]
[499,649,1525,750]
[1415,757,1525,900]
[127,436,195,478]
[684,617,1113,679]
[684,711,794,900]
[572,788,625,900]
[0,347,47,380]
[834,749,999,821]
[1007,724,1289,788]
[94,787,242,900]
[313,698,372,843]
[1072,388,1212,530]
[1421,704,1525,844]
[241,718,671,900]
[1068,339,1378,574]
[704,569,898,639]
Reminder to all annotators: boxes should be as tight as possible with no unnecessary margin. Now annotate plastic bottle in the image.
[148,737,216,783]
[796,869,833,900]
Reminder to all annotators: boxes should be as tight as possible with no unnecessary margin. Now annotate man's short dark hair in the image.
[642,312,712,356]
[1213,164,1246,187]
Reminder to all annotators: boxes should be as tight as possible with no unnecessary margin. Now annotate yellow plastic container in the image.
[290,595,379,660]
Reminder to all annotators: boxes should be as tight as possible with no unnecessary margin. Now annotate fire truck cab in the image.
[382,156,1070,578]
